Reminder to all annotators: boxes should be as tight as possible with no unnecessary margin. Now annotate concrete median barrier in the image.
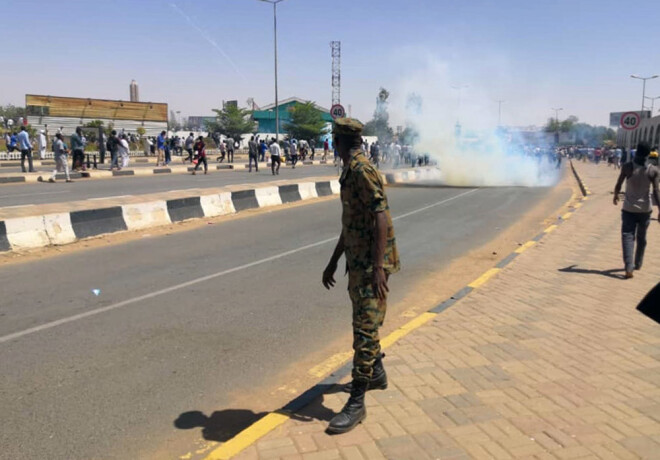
[43,213,77,245]
[122,201,171,230]
[3,216,51,249]
[0,168,432,253]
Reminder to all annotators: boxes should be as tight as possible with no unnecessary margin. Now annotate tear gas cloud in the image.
[388,56,560,187]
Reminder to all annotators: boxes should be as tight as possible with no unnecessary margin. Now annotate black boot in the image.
[327,380,367,434]
[343,353,387,393]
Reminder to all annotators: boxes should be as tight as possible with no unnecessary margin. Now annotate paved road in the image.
[0,184,564,459]
[0,165,338,207]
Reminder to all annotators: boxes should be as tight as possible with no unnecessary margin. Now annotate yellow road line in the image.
[544,224,558,233]
[204,412,290,460]
[514,241,536,254]
[467,268,501,288]
[573,203,582,209]
[308,351,353,378]
[562,212,573,220]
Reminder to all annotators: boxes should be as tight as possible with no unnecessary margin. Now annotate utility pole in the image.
[631,74,658,116]
[259,0,285,141]
[645,95,660,114]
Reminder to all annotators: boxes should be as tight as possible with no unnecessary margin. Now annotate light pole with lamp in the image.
[630,74,658,115]
[645,95,660,114]
[551,107,563,144]
[259,0,285,143]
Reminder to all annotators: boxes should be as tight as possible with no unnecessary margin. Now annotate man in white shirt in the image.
[38,130,47,160]
[269,139,281,175]
[118,135,130,168]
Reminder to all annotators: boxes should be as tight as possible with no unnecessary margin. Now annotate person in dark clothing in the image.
[248,136,259,172]
[192,136,207,174]
[309,138,316,160]
[226,139,234,163]
[108,130,121,170]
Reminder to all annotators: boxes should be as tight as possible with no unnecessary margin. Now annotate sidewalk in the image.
[216,162,660,459]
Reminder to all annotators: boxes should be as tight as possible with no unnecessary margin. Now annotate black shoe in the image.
[327,380,367,434]
[343,353,388,393]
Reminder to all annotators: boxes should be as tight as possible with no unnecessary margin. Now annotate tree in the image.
[0,105,27,135]
[205,105,256,141]
[363,87,394,142]
[84,119,115,137]
[400,125,420,145]
[283,102,328,140]
[544,115,617,146]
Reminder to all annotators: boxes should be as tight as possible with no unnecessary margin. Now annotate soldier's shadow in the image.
[174,384,344,442]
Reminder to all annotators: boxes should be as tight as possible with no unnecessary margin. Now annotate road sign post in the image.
[620,111,641,130]
[330,104,345,120]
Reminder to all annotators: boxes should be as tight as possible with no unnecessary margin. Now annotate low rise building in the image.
[25,94,168,136]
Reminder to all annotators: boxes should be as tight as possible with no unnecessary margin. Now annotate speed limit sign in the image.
[620,112,640,130]
[330,104,345,120]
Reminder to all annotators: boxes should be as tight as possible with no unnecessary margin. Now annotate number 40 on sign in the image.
[620,112,640,130]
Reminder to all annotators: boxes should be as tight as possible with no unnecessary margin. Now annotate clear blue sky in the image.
[4,0,660,128]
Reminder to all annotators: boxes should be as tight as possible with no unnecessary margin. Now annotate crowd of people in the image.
[554,144,660,168]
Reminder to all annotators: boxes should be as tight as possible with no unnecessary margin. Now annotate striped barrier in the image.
[0,180,339,253]
[0,167,437,253]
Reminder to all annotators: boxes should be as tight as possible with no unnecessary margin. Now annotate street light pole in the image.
[631,74,658,116]
[645,95,660,114]
[259,0,284,142]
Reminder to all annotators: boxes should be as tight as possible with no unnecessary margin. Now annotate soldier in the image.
[322,118,400,434]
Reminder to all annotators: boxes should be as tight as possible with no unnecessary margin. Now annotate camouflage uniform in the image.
[340,143,400,383]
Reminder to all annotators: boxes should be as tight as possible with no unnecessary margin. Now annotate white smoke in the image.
[388,55,560,187]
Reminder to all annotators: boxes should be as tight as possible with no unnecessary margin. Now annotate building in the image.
[130,80,139,102]
[25,94,167,136]
[251,97,333,135]
[616,113,660,149]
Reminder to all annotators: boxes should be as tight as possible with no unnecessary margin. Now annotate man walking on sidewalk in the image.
[613,142,660,279]
[322,118,400,434]
[48,133,72,183]
[17,126,35,173]
[248,135,259,172]
[269,138,281,175]
[184,132,194,163]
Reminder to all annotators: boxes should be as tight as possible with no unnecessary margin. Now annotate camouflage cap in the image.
[333,117,364,136]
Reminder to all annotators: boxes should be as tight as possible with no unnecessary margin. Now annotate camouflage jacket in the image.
[340,149,400,275]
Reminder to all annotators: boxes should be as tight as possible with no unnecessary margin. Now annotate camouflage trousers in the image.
[348,271,388,383]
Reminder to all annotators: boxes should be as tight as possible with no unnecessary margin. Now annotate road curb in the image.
[0,160,335,185]
[570,159,590,197]
[0,168,437,254]
[199,171,587,460]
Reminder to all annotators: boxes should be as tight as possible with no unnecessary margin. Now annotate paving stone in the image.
[239,163,660,460]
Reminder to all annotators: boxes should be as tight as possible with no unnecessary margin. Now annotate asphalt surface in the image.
[0,183,563,459]
[0,164,338,207]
